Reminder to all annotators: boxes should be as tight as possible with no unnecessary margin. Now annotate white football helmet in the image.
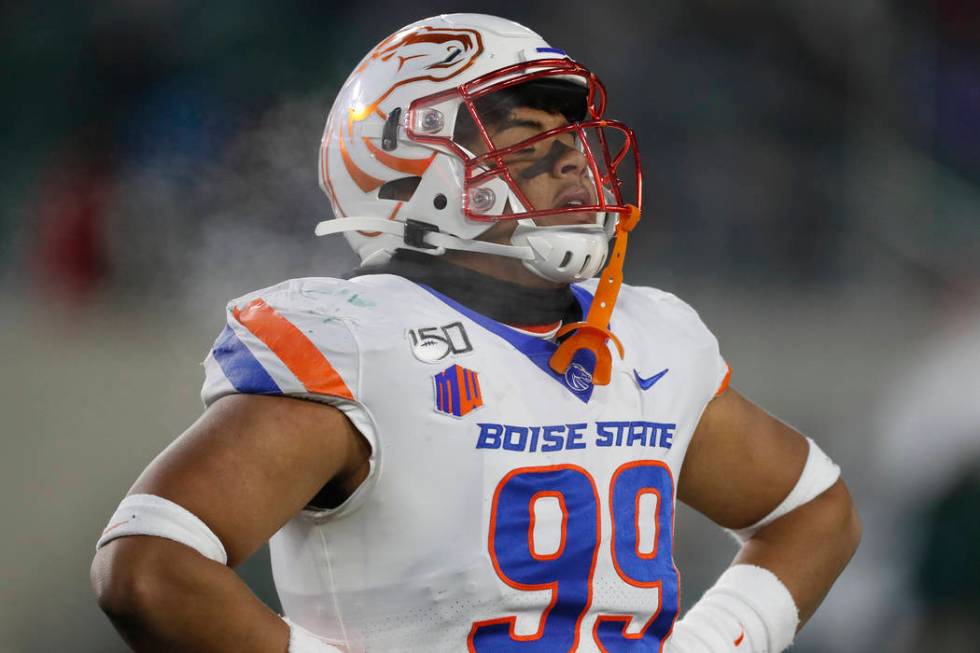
[315,13,641,284]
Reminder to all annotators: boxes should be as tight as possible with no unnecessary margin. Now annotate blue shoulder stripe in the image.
[212,325,282,395]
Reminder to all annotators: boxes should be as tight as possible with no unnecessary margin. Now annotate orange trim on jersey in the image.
[593,460,680,651]
[634,488,661,560]
[608,461,669,590]
[233,299,354,400]
[509,321,563,334]
[528,491,568,561]
[715,364,732,397]
[468,464,600,651]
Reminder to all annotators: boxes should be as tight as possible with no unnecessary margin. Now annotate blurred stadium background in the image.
[2,1,978,651]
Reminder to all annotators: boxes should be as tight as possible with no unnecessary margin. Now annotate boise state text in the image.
[476,421,677,452]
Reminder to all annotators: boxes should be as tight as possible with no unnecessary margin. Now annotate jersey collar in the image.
[349,249,583,326]
[417,282,599,403]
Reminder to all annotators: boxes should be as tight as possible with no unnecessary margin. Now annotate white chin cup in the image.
[511,220,610,284]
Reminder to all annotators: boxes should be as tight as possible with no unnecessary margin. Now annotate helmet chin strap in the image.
[315,217,535,260]
[314,216,610,284]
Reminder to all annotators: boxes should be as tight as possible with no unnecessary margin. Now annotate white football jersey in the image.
[202,274,729,652]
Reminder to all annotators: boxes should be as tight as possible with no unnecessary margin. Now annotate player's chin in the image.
[532,210,599,227]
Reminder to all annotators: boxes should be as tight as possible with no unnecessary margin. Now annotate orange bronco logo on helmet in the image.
[323,26,485,204]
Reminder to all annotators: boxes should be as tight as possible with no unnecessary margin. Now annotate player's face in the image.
[444,105,603,289]
[482,106,599,227]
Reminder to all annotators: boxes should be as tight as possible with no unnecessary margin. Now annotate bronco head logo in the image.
[355,26,484,107]
[565,362,594,392]
[323,27,485,204]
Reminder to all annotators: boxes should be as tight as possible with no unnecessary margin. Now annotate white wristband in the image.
[729,437,840,544]
[96,494,227,565]
[285,618,345,652]
[667,564,799,653]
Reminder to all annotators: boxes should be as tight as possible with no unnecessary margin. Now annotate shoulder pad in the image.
[201,277,361,407]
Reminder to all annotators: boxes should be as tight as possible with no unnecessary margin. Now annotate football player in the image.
[91,14,860,653]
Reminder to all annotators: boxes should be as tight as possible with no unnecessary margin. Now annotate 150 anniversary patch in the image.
[408,321,473,363]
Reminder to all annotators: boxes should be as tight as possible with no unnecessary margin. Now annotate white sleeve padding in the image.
[96,494,228,565]
[666,564,799,653]
[729,437,841,544]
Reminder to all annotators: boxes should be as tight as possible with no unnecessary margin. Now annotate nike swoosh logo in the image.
[734,631,745,646]
[101,519,131,535]
[633,368,669,390]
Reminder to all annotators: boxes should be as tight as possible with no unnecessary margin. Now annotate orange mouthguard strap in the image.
[549,204,640,386]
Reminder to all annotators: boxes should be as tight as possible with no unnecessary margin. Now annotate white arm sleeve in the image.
[729,437,841,544]
[666,439,840,651]
[666,564,799,653]
[96,494,227,565]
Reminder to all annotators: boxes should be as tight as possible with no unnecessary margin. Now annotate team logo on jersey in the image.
[433,364,483,417]
[408,322,473,363]
[564,362,594,392]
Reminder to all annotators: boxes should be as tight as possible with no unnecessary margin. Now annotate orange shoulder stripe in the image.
[233,298,354,400]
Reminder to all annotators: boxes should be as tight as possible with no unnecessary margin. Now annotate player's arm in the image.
[672,387,861,652]
[90,393,370,652]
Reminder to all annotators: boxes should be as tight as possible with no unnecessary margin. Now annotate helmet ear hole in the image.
[378,177,422,201]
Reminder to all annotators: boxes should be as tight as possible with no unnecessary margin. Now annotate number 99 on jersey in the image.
[468,461,680,652]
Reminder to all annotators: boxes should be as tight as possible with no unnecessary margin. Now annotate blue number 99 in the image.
[469,465,600,651]
[594,461,679,651]
[468,462,679,652]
